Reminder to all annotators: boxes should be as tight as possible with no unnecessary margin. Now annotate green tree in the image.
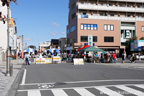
[125,36,137,55]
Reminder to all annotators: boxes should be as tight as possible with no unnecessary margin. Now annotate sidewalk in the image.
[0,59,24,96]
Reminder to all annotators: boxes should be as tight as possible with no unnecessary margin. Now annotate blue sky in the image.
[10,0,69,47]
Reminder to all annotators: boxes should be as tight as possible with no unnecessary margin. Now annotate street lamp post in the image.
[6,1,11,76]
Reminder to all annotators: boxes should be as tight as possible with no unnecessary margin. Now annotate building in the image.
[59,38,67,53]
[51,39,59,48]
[39,41,51,52]
[17,36,23,53]
[0,1,18,61]
[67,0,144,55]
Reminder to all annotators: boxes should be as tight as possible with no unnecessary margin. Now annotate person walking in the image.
[25,52,30,65]
[122,52,126,63]
[112,52,117,63]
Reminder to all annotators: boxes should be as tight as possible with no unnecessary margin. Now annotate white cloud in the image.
[51,22,60,27]
[61,32,66,35]
[51,31,58,36]
[24,38,32,41]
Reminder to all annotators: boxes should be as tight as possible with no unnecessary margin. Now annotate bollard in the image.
[10,63,13,76]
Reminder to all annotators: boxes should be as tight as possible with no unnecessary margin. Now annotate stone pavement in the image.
[0,59,24,96]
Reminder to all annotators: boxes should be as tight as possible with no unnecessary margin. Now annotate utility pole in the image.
[6,0,10,76]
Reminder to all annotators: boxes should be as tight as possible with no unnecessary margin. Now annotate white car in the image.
[136,55,144,60]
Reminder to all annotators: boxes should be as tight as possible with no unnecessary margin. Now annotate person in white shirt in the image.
[25,53,30,65]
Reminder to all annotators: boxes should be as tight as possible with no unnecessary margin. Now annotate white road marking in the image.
[51,89,68,96]
[95,86,124,96]
[116,85,144,96]
[21,69,27,85]
[17,84,144,92]
[74,88,95,96]
[135,85,144,89]
[28,90,41,96]
[19,79,144,85]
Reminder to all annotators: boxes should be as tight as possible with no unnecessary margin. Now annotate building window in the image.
[81,24,97,30]
[70,26,76,32]
[104,37,114,42]
[93,36,97,42]
[81,36,88,42]
[142,26,144,32]
[87,24,91,30]
[72,13,76,19]
[104,24,114,31]
[67,29,69,34]
[81,24,84,30]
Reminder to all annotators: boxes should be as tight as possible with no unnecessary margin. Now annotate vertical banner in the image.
[88,35,93,46]
[9,18,14,27]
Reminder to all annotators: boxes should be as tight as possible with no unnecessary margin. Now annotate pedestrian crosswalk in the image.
[17,84,144,96]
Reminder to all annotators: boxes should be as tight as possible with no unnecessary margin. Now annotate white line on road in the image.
[28,90,41,96]
[51,89,68,96]
[20,79,144,86]
[95,86,124,96]
[74,88,95,96]
[116,85,144,96]
[17,84,144,92]
[21,69,27,85]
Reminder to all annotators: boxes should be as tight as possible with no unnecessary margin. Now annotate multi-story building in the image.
[67,0,144,55]
[39,41,51,52]
[59,38,67,53]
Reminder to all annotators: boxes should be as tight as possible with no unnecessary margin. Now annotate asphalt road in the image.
[16,63,144,96]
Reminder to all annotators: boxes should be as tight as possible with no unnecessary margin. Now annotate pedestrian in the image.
[94,52,99,63]
[138,52,141,61]
[130,53,135,63]
[112,52,117,63]
[24,52,30,65]
[122,52,126,63]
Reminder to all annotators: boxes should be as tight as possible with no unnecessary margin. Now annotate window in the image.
[70,26,76,32]
[87,24,91,30]
[81,24,97,30]
[108,25,110,31]
[81,24,84,30]
[67,29,69,34]
[93,36,97,42]
[104,24,114,31]
[104,37,114,42]
[111,25,114,30]
[81,36,88,42]
[104,25,107,30]
[72,13,76,19]
[142,26,144,32]
[91,25,94,30]
[94,25,97,30]
[84,24,87,30]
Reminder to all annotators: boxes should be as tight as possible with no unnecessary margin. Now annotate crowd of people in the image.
[17,49,143,65]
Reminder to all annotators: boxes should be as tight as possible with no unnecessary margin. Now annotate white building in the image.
[0,1,18,61]
[17,36,23,53]
[39,41,51,52]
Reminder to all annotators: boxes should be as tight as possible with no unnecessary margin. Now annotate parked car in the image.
[136,55,144,60]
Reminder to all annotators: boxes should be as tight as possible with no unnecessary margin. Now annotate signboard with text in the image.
[88,35,93,46]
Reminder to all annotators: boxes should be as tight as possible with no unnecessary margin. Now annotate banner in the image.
[73,58,84,65]
[9,18,14,27]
